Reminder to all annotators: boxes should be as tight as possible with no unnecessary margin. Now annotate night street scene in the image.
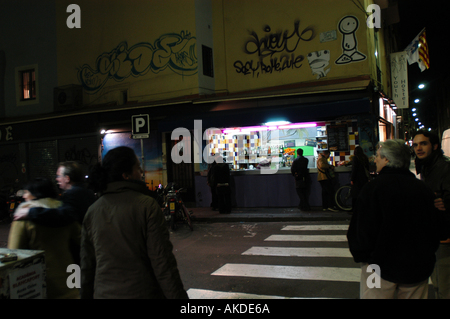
[0,0,449,309]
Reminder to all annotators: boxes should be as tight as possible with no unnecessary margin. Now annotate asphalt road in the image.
[170,220,360,299]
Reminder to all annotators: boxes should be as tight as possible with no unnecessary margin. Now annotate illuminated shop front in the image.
[378,96,398,142]
[196,118,362,208]
[205,120,360,171]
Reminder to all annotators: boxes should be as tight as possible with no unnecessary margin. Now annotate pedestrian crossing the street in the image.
[186,223,361,299]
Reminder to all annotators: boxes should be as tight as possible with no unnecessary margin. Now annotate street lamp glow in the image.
[415,118,419,122]
[414,99,420,103]
[412,108,417,112]
[412,113,417,116]
[418,84,425,89]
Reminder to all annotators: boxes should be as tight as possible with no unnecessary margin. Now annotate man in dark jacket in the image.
[291,148,311,211]
[211,158,231,214]
[413,130,450,299]
[347,139,446,299]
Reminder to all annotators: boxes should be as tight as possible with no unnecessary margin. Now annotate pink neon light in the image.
[278,122,317,129]
[240,126,267,132]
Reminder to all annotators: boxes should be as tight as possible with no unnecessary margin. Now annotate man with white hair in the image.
[347,139,447,299]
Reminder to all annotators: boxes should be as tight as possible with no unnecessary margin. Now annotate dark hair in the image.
[412,130,441,150]
[354,146,369,167]
[297,148,303,156]
[25,178,58,199]
[59,161,84,184]
[88,146,138,192]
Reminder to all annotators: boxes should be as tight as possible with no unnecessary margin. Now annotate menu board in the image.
[327,124,349,152]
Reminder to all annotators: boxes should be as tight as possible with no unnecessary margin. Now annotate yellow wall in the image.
[217,0,373,94]
[56,0,199,105]
[56,0,385,106]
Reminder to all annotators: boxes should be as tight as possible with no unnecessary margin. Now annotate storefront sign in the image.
[390,51,409,109]
[9,263,45,299]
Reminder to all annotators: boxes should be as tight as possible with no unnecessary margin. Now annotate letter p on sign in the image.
[132,114,150,139]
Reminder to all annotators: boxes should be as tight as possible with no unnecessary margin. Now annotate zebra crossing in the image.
[187,223,361,299]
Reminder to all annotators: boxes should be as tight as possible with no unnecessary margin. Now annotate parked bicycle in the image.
[162,183,193,231]
[335,184,352,211]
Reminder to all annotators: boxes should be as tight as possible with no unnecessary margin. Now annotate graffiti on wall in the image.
[335,16,366,64]
[233,20,316,77]
[78,31,197,94]
[307,50,331,79]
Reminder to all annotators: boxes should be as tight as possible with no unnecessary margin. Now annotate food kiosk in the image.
[196,120,360,208]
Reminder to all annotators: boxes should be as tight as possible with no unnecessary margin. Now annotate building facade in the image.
[0,0,399,207]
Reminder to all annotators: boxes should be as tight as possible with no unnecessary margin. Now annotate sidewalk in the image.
[188,206,352,223]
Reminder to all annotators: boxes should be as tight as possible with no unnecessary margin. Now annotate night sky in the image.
[397,0,449,130]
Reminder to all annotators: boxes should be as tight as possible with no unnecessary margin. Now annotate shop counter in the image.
[195,166,351,208]
[0,248,46,299]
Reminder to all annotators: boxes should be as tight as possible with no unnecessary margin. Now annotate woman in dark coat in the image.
[81,146,188,299]
[350,146,370,212]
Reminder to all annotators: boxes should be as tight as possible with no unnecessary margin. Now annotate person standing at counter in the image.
[291,148,311,211]
[350,146,370,213]
[317,151,338,212]
[211,158,232,214]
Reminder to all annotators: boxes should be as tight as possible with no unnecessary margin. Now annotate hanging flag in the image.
[418,30,430,70]
[405,28,430,72]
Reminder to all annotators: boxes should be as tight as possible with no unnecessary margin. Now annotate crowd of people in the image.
[6,129,450,299]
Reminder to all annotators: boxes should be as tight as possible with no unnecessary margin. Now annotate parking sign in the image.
[131,114,150,139]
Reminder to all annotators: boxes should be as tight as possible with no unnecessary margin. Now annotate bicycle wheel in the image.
[182,205,193,231]
[335,185,352,211]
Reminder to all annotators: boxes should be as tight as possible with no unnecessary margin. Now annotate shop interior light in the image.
[278,122,317,129]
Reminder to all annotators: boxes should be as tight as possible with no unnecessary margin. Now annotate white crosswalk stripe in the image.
[265,234,348,242]
[242,246,353,258]
[211,263,360,282]
[188,224,358,299]
[281,225,349,231]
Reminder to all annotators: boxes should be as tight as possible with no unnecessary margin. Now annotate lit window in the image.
[21,69,36,100]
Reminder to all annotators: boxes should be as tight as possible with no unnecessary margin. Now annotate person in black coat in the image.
[347,139,447,299]
[211,158,231,214]
[350,146,370,212]
[291,148,311,211]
